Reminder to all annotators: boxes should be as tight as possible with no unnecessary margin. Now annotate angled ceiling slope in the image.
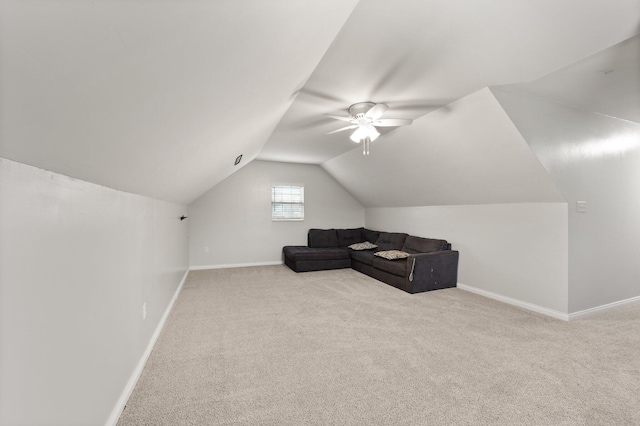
[0,0,359,204]
[2,1,639,205]
[322,88,566,208]
[259,0,640,165]
[497,34,640,124]
[321,26,640,209]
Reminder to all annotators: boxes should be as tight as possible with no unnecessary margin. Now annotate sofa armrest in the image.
[406,250,459,292]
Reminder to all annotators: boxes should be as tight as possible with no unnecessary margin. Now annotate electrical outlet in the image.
[142,302,147,320]
[204,246,209,253]
[576,201,587,213]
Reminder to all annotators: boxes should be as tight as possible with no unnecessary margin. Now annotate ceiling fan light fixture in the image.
[366,125,380,141]
[349,124,379,143]
[350,126,366,143]
[328,101,411,154]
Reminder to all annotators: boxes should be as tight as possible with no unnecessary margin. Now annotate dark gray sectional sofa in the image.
[283,228,459,294]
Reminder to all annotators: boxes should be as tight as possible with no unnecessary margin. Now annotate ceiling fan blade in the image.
[372,118,413,127]
[326,115,354,123]
[327,124,358,135]
[364,103,388,120]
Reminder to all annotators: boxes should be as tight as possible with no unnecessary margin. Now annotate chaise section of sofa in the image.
[283,246,350,272]
[283,228,355,272]
[283,228,459,294]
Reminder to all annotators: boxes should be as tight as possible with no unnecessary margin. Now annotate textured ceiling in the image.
[1,0,639,204]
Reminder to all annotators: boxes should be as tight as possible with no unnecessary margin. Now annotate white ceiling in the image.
[258,0,640,164]
[1,0,639,204]
[323,88,565,207]
[502,34,640,124]
[0,0,359,204]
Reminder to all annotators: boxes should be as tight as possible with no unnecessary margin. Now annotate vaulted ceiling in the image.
[1,0,639,205]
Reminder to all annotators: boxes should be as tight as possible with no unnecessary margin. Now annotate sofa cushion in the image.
[374,250,410,260]
[283,246,350,261]
[402,236,448,254]
[349,241,378,250]
[372,257,407,277]
[375,232,408,250]
[337,228,364,247]
[350,250,377,266]
[308,229,339,248]
[362,228,380,245]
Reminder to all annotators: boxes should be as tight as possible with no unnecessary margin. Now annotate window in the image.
[272,185,304,221]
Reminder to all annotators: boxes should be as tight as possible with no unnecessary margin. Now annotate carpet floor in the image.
[117,265,640,425]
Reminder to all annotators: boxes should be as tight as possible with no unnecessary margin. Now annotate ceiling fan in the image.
[327,102,413,155]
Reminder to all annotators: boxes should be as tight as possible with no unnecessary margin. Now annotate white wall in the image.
[494,89,640,313]
[366,203,569,315]
[188,160,364,268]
[0,158,189,426]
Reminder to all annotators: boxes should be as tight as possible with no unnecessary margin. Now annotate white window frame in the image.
[271,185,304,221]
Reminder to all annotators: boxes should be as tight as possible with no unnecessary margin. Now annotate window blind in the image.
[272,185,304,220]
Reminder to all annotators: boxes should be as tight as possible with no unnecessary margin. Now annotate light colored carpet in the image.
[117,265,640,425]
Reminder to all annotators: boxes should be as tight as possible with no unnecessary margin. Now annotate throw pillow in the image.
[348,241,378,251]
[374,250,410,260]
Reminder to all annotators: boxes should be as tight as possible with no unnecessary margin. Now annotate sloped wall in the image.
[188,160,364,268]
[493,89,640,314]
[322,87,565,207]
[0,158,189,426]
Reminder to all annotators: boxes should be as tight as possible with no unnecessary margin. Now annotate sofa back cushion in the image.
[308,229,339,248]
[402,236,448,254]
[362,228,380,245]
[336,228,364,247]
[374,232,408,251]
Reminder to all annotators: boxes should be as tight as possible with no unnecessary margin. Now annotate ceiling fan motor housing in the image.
[348,102,376,118]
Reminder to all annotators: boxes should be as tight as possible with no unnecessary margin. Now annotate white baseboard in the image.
[568,294,640,321]
[457,283,569,321]
[189,260,283,271]
[105,269,190,426]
